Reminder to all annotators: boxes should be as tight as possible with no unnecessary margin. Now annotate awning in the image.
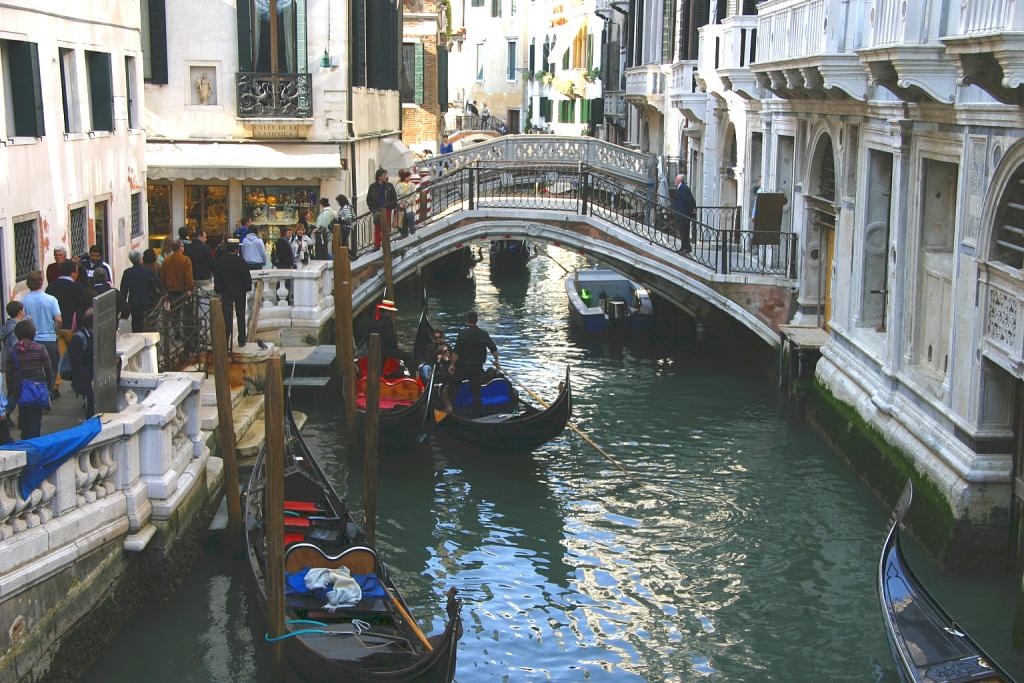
[146,142,344,181]
[378,137,414,173]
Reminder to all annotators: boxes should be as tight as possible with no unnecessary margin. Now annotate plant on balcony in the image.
[583,67,602,84]
[533,71,554,85]
[553,69,589,98]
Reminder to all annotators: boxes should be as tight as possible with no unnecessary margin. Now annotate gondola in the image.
[488,239,532,272]
[415,312,572,454]
[878,481,1014,683]
[244,406,462,682]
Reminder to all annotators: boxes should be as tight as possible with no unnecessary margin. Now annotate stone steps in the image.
[237,411,307,461]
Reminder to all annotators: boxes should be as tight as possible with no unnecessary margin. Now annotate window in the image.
[125,56,139,128]
[529,39,535,73]
[59,48,81,134]
[859,150,893,332]
[491,0,501,17]
[572,28,586,69]
[562,49,570,70]
[558,99,574,123]
[69,206,88,256]
[542,39,551,73]
[94,200,109,257]
[471,0,483,7]
[147,183,171,240]
[437,45,448,113]
[506,41,517,81]
[85,51,114,132]
[476,44,484,81]
[131,192,144,238]
[13,218,39,282]
[1,40,45,138]
[141,0,168,84]
[247,0,302,72]
[401,43,416,102]
[186,185,228,234]
[539,96,552,121]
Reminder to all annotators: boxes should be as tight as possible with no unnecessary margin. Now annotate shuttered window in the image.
[539,97,552,121]
[529,39,535,73]
[401,43,416,102]
[558,99,574,123]
[85,51,114,132]
[471,0,483,7]
[143,0,168,84]
[506,41,517,81]
[414,43,424,104]
[59,48,81,134]
[125,56,139,129]
[491,0,500,17]
[1,40,45,138]
[662,0,676,63]
[438,45,449,112]
[365,0,399,90]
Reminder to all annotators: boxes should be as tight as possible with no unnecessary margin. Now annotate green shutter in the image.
[236,0,252,72]
[149,0,169,83]
[662,0,676,63]
[8,41,44,137]
[437,44,448,112]
[561,50,569,70]
[87,52,114,132]
[580,99,590,122]
[414,42,424,104]
[587,34,594,69]
[27,42,44,137]
[352,0,367,86]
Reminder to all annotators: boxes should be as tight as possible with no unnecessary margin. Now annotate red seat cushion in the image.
[284,517,311,528]
[284,501,321,513]
[284,533,305,546]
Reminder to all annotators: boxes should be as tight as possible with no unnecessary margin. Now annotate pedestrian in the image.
[45,260,84,395]
[672,173,696,256]
[19,271,61,399]
[447,310,500,416]
[233,216,254,242]
[67,311,94,418]
[213,239,252,350]
[395,170,418,236]
[291,223,313,266]
[46,247,69,285]
[79,245,113,287]
[481,102,491,128]
[160,240,194,338]
[466,99,479,116]
[439,134,453,155]
[272,226,297,269]
[367,300,401,359]
[336,194,357,253]
[159,234,176,264]
[120,251,161,333]
[2,301,25,364]
[310,197,334,260]
[366,168,398,249]
[241,226,267,270]
[184,228,215,290]
[142,248,162,283]
[6,319,54,439]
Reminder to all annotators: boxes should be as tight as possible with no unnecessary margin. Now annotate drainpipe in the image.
[348,0,359,212]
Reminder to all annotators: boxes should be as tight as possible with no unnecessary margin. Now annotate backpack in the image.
[59,330,89,381]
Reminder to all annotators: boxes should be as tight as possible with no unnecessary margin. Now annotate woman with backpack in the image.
[66,311,94,418]
[6,319,53,439]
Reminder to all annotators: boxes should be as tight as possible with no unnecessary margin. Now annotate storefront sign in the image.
[249,123,307,139]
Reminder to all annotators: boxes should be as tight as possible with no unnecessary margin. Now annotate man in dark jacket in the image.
[447,310,500,415]
[120,250,161,333]
[67,311,94,418]
[214,239,253,349]
[184,229,215,289]
[672,173,696,255]
[366,168,398,250]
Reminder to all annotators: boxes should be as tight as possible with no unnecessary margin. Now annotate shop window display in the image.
[244,185,318,234]
[147,183,171,249]
[185,185,229,235]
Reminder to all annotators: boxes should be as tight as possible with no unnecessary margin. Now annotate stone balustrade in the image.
[754,0,827,63]
[0,370,208,600]
[960,0,1022,35]
[980,261,1024,377]
[251,261,336,345]
[117,332,159,374]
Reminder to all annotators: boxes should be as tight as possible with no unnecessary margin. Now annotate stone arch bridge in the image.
[257,138,799,347]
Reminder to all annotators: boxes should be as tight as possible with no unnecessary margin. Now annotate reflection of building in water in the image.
[143,0,412,246]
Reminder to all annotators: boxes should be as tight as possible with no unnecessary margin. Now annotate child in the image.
[2,301,26,364]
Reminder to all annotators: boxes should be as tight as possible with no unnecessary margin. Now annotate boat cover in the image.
[13,416,103,498]
[453,378,515,408]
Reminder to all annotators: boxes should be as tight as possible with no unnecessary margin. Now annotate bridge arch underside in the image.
[350,211,794,348]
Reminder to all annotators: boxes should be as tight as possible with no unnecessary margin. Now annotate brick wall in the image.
[402,36,443,150]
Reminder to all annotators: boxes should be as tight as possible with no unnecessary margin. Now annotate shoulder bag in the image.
[14,348,50,408]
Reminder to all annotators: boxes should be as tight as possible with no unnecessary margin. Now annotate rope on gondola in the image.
[504,373,639,482]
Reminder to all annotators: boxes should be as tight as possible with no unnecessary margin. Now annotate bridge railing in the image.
[347,164,797,278]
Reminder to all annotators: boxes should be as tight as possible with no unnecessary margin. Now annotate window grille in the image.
[131,192,144,238]
[818,144,836,202]
[14,219,38,281]
[70,206,88,255]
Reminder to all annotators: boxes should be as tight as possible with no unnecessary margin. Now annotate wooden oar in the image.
[505,372,637,481]
[387,588,433,652]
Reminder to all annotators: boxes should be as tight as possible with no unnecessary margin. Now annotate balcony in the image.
[751,0,868,100]
[668,60,707,124]
[704,16,760,99]
[859,0,957,103]
[236,72,312,119]
[624,63,667,112]
[604,91,626,121]
[980,261,1024,377]
[942,1,1024,104]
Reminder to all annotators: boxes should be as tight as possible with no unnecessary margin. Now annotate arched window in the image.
[991,163,1024,268]
[814,139,836,202]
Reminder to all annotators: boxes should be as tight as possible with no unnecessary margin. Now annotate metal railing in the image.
[236,72,313,118]
[347,164,797,278]
[454,114,510,133]
[144,291,212,371]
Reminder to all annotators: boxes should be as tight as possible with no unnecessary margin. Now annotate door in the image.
[507,108,520,134]
[777,136,795,233]
[93,200,110,261]
[822,219,835,331]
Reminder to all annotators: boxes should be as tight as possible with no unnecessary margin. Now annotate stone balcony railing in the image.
[959,0,1023,34]
[0,371,207,598]
[624,64,667,111]
[668,60,707,123]
[252,261,336,345]
[755,0,827,63]
[603,91,625,119]
[235,72,312,119]
[980,262,1024,377]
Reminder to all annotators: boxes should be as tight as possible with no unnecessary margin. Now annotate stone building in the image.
[142,0,409,245]
[401,0,450,154]
[0,1,147,302]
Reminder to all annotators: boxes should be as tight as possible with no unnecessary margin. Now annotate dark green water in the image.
[84,248,1023,681]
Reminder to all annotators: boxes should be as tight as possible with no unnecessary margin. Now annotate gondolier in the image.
[448,311,499,416]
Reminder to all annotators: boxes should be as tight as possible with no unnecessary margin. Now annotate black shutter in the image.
[149,0,169,83]
[352,0,367,86]
[529,41,535,73]
[677,0,689,60]
[87,52,114,132]
[236,0,252,72]
[438,44,448,112]
[8,42,44,137]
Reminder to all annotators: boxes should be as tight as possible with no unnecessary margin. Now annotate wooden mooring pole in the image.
[209,297,242,540]
[363,333,381,546]
[264,354,286,669]
[381,209,396,300]
[333,226,356,435]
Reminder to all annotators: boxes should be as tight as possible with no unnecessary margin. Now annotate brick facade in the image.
[402,36,442,150]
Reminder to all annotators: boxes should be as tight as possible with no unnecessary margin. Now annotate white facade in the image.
[144,0,404,244]
[0,1,147,298]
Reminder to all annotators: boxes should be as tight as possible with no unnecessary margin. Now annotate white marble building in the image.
[143,0,408,245]
[0,1,147,299]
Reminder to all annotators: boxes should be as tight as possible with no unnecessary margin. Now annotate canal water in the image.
[84,247,1023,682]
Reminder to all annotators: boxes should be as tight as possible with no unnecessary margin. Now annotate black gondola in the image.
[488,240,532,272]
[244,407,462,682]
[415,312,572,454]
[878,481,1014,683]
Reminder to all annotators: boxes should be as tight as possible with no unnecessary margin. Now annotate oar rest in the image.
[284,543,378,575]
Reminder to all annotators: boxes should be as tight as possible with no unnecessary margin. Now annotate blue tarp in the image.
[285,568,387,600]
[453,378,516,409]
[10,417,103,499]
